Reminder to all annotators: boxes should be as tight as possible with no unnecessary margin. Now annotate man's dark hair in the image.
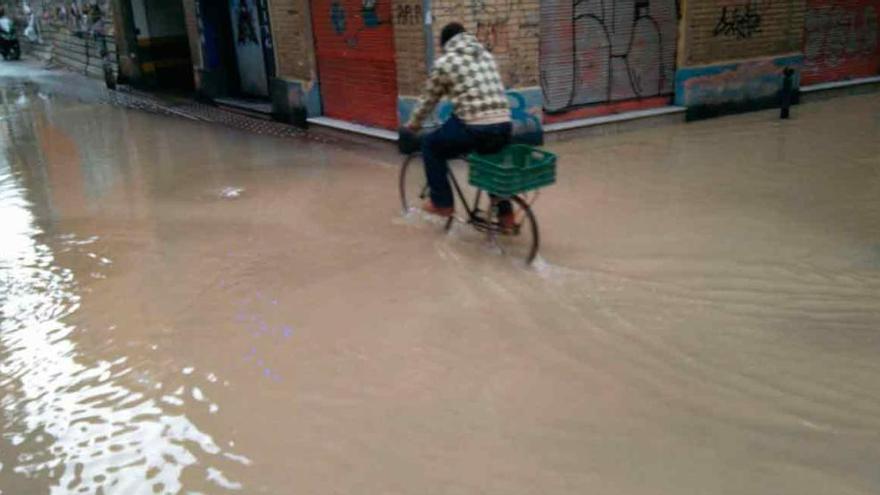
[440,22,465,47]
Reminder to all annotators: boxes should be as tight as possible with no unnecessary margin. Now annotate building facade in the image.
[4,0,120,82]
[198,0,877,129]
[18,0,879,130]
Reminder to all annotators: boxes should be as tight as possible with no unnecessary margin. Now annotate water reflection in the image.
[1,67,879,494]
[1,86,248,493]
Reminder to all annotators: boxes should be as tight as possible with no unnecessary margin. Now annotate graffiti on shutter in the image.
[540,0,679,114]
[802,0,880,86]
[229,0,270,96]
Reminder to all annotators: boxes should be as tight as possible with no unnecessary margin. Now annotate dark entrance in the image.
[126,0,194,90]
[193,0,275,106]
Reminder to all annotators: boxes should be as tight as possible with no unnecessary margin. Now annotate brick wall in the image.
[802,0,880,85]
[676,0,807,117]
[268,0,315,81]
[427,0,540,89]
[182,0,201,68]
[684,0,806,65]
[392,0,428,96]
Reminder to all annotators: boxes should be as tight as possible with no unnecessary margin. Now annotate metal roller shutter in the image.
[311,0,399,129]
[802,0,880,86]
[540,0,678,114]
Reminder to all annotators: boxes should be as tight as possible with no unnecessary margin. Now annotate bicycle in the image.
[398,136,554,265]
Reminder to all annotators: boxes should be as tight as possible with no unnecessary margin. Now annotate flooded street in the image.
[1,63,879,494]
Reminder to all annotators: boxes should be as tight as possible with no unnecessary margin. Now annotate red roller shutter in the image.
[311,0,399,129]
[803,0,880,86]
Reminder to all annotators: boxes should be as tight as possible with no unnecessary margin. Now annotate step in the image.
[306,117,399,141]
[306,106,686,144]
[800,76,880,103]
[214,97,273,120]
[51,54,112,81]
[50,33,116,52]
[543,106,686,141]
[52,39,116,60]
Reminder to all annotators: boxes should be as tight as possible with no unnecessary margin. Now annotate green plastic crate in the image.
[468,144,557,197]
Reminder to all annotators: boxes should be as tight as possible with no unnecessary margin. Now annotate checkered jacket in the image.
[408,33,510,126]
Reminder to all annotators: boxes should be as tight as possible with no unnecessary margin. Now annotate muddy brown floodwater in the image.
[1,64,879,495]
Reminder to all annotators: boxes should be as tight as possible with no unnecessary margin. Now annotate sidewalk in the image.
[8,58,685,146]
[4,59,338,143]
[14,57,880,147]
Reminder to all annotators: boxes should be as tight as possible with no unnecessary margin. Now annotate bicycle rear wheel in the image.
[489,196,540,265]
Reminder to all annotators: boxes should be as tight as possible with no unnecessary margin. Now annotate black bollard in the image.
[780,67,794,119]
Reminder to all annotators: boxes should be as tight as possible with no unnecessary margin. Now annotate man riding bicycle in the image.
[405,22,513,225]
[0,7,12,36]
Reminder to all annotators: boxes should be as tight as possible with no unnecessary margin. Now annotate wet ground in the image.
[1,62,879,494]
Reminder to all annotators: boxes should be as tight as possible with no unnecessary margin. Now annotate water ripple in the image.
[1,162,249,493]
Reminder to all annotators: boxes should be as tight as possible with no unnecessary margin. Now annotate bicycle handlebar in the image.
[397,127,426,155]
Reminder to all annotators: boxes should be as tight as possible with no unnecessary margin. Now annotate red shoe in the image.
[498,211,517,234]
[422,200,454,218]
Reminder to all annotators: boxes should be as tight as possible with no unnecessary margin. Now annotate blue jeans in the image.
[422,115,512,208]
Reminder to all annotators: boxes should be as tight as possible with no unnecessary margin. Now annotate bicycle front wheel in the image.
[491,195,540,265]
[399,153,429,214]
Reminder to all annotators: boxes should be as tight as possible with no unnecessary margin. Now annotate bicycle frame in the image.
[445,159,512,235]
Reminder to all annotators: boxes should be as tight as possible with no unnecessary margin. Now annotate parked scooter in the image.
[0,10,21,61]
